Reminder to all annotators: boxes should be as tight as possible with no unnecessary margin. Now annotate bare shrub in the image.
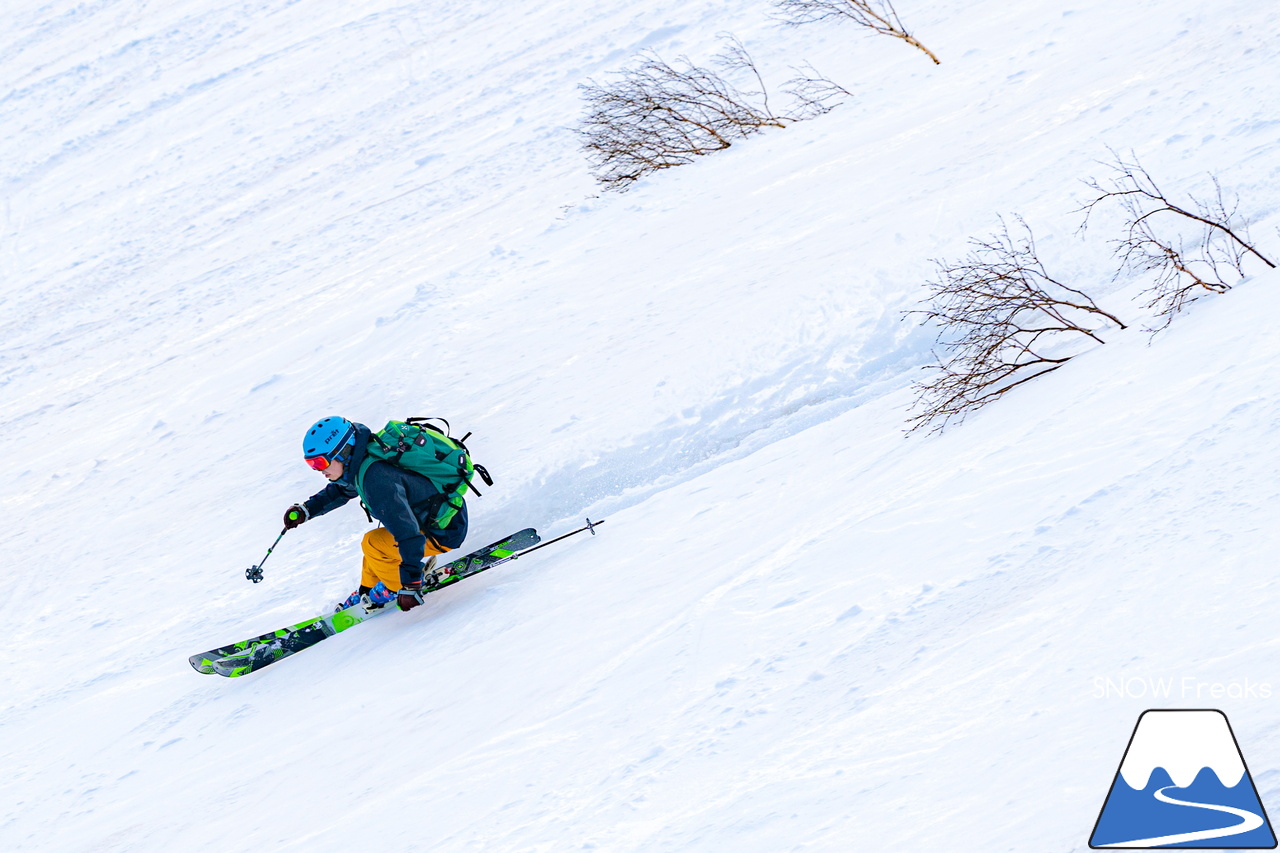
[1080,150,1276,330]
[908,218,1127,433]
[577,35,848,192]
[776,0,939,64]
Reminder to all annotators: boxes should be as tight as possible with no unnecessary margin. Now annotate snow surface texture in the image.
[3,0,1280,850]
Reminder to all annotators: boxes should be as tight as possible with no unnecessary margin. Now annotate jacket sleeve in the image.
[359,464,429,587]
[302,481,357,519]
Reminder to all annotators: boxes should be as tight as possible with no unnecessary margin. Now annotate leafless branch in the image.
[775,0,940,64]
[577,35,849,191]
[782,63,852,119]
[907,217,1126,433]
[1080,150,1275,330]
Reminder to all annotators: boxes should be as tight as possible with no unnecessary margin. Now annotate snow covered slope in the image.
[3,0,1279,850]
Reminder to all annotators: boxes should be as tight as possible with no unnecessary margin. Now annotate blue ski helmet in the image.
[303,416,356,465]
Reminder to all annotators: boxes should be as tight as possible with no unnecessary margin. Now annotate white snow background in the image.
[3,0,1280,850]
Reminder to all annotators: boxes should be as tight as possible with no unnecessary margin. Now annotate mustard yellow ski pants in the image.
[360,527,450,591]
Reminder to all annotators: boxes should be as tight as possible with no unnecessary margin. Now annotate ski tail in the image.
[210,601,391,677]
[189,613,329,673]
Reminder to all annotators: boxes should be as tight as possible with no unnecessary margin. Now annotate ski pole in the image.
[505,517,605,561]
[441,518,605,580]
[245,528,288,583]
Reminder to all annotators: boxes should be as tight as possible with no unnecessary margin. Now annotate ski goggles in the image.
[305,453,336,471]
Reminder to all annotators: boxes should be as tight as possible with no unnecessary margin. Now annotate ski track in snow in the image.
[3,0,1280,850]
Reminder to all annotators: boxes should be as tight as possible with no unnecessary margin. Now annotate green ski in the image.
[190,527,541,676]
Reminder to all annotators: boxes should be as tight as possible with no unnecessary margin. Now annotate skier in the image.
[282,416,469,613]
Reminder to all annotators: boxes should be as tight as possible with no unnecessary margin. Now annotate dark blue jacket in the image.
[303,423,468,587]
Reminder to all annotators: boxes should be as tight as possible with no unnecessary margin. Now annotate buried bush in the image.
[1080,150,1276,330]
[577,35,847,191]
[775,0,939,64]
[908,217,1126,433]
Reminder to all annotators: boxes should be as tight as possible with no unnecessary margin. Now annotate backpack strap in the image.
[464,463,493,497]
[406,417,450,437]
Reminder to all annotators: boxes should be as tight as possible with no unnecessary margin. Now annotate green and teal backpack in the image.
[354,417,491,531]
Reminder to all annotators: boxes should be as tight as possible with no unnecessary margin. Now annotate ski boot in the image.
[333,581,398,612]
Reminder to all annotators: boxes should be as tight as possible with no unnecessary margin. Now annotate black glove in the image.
[283,504,308,530]
[397,581,424,611]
